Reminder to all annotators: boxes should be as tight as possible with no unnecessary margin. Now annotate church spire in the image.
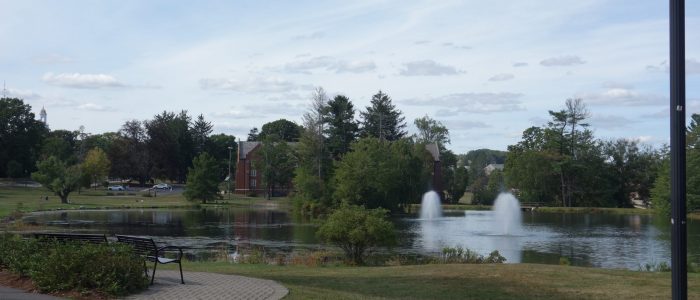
[40,106,47,124]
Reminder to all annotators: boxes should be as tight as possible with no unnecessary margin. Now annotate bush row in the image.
[0,233,148,296]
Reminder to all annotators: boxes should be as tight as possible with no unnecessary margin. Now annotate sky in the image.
[1,0,699,153]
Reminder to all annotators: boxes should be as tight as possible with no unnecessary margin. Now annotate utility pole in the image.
[670,0,687,299]
[228,146,233,201]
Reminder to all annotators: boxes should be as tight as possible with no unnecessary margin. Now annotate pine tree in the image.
[360,91,406,141]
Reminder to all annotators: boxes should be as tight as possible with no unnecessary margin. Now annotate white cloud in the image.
[77,103,115,111]
[283,56,376,74]
[488,73,515,82]
[6,88,41,100]
[442,119,491,130]
[42,72,125,89]
[512,62,528,67]
[333,60,376,73]
[406,92,525,114]
[414,40,430,45]
[589,114,635,129]
[292,31,325,40]
[540,55,586,66]
[646,59,700,74]
[577,86,665,106]
[199,77,311,93]
[399,60,461,76]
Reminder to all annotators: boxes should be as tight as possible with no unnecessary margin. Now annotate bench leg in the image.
[151,261,158,285]
[143,260,148,277]
[179,261,184,284]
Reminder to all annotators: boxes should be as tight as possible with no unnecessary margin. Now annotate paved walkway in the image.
[126,270,288,300]
[0,286,63,300]
[0,271,288,300]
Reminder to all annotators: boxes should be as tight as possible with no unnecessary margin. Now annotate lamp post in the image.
[670,0,687,299]
[228,146,233,201]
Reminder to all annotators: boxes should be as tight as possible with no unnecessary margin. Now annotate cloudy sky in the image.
[1,0,699,152]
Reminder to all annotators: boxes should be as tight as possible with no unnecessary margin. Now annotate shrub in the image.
[0,234,148,296]
[317,205,396,265]
[441,247,506,264]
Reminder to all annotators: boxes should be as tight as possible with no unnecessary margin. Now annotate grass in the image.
[163,262,700,299]
[0,186,290,219]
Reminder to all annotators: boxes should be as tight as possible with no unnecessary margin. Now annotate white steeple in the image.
[40,106,47,124]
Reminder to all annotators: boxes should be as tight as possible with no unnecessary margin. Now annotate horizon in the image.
[1,1,699,152]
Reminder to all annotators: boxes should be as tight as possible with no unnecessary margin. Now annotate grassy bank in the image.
[165,262,700,299]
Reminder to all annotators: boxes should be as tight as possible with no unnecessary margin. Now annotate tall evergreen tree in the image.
[191,114,213,155]
[324,95,359,159]
[360,91,406,141]
[295,88,332,202]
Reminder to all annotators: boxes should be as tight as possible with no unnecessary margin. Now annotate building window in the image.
[251,169,257,177]
[251,179,256,188]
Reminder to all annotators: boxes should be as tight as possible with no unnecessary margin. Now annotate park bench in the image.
[33,233,108,244]
[116,235,184,285]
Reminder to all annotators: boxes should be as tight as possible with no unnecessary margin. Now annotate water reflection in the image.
[21,208,700,270]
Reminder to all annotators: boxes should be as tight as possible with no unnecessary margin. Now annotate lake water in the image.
[21,207,700,270]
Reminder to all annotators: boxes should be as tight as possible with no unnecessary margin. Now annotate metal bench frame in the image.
[116,235,184,285]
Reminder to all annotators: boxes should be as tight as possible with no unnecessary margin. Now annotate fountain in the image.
[492,192,522,235]
[420,191,442,219]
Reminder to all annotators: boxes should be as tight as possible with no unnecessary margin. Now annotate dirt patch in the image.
[0,269,110,299]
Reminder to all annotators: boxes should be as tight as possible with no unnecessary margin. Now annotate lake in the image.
[21,207,700,270]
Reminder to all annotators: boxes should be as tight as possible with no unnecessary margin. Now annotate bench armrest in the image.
[157,245,183,260]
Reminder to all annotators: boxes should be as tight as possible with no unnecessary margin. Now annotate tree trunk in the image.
[59,193,69,204]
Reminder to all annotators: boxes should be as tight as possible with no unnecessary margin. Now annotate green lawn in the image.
[0,186,288,219]
[167,262,700,299]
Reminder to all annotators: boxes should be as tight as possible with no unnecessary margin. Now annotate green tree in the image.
[294,88,332,203]
[191,114,213,156]
[205,134,237,181]
[0,98,48,177]
[316,205,396,265]
[110,120,150,185]
[81,148,111,190]
[145,111,194,182]
[41,129,79,164]
[184,152,222,204]
[360,91,406,141]
[31,156,81,203]
[324,95,359,159]
[255,134,296,199]
[247,127,259,141]
[333,138,429,211]
[414,115,450,146]
[259,119,302,142]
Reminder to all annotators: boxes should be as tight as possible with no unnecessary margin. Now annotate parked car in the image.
[152,183,171,190]
[107,185,125,191]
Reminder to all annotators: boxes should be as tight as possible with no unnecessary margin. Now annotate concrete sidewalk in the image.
[0,286,63,300]
[0,271,288,300]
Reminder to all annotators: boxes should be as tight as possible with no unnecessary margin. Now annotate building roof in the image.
[425,143,440,162]
[238,141,261,160]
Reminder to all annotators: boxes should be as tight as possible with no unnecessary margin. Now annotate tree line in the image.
[0,97,236,202]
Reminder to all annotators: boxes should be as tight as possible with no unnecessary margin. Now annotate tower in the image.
[40,106,47,124]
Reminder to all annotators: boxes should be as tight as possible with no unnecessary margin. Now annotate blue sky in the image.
[1,0,699,152]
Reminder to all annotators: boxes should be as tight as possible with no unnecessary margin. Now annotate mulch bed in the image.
[0,269,110,299]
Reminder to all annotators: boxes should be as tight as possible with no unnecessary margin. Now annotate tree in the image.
[145,111,194,182]
[333,138,429,211]
[191,114,213,156]
[0,97,48,177]
[414,115,450,146]
[110,120,150,185]
[294,88,332,203]
[360,91,406,141]
[184,152,222,204]
[259,119,302,142]
[205,134,237,181]
[247,127,259,141]
[255,134,296,199]
[324,95,359,159]
[41,130,79,164]
[31,156,81,203]
[81,148,111,190]
[316,205,396,265]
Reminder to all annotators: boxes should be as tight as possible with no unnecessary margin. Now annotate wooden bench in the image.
[33,233,108,244]
[116,235,184,285]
